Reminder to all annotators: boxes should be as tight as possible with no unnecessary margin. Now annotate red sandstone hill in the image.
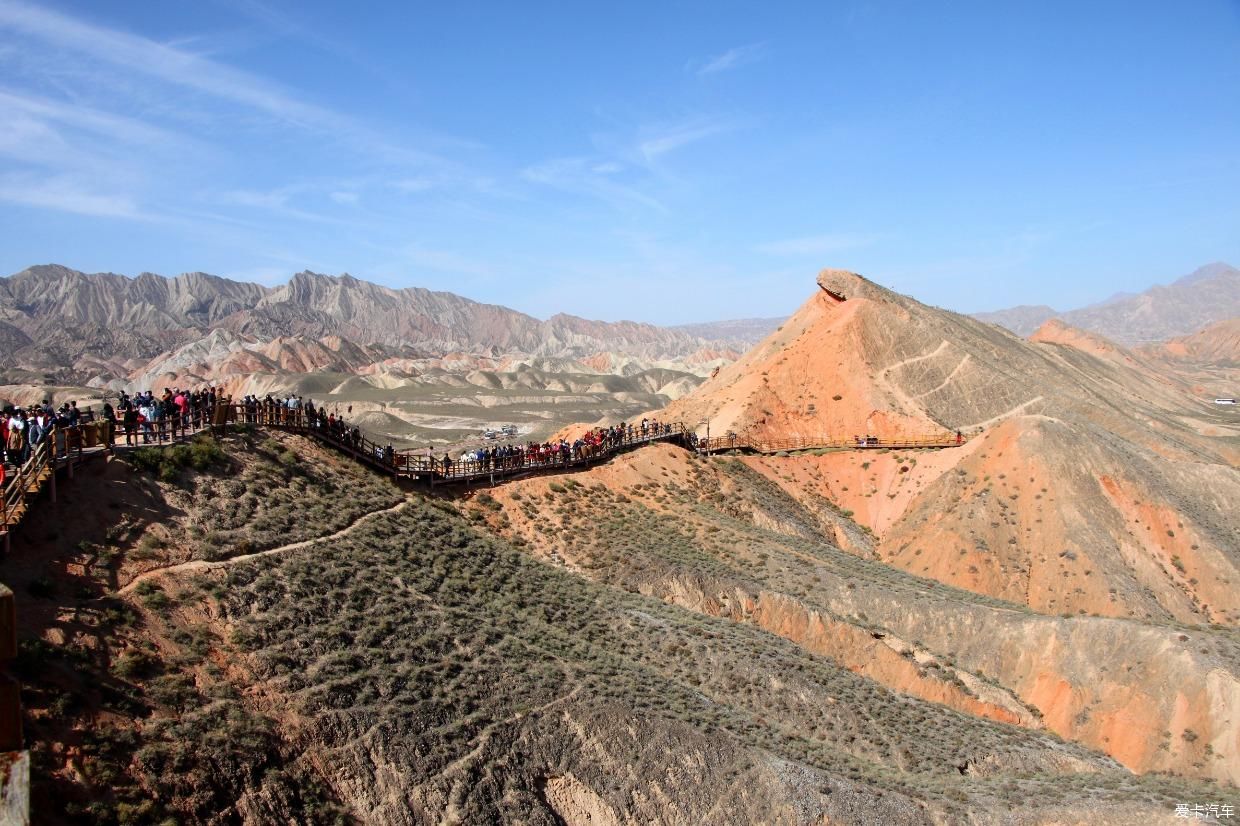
[664,269,1239,627]
[1147,318,1240,366]
[639,269,1240,785]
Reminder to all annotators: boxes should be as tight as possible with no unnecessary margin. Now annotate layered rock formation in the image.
[599,268,1239,787]
[0,265,745,384]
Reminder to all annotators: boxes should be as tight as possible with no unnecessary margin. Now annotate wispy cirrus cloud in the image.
[215,185,351,225]
[0,0,454,170]
[755,232,881,256]
[637,118,737,161]
[0,172,148,219]
[521,157,668,213]
[0,0,327,126]
[0,89,189,150]
[695,41,768,76]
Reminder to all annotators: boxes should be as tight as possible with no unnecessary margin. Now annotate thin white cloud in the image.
[755,232,881,256]
[0,88,186,148]
[0,0,449,169]
[638,120,734,161]
[522,157,667,213]
[0,173,148,219]
[216,186,344,225]
[330,191,360,206]
[697,42,767,76]
[0,0,326,126]
[220,189,291,210]
[0,90,200,185]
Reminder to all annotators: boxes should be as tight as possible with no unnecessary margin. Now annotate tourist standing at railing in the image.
[5,411,23,465]
[174,391,189,437]
[31,408,48,446]
[121,404,138,447]
[102,402,116,445]
[138,396,155,444]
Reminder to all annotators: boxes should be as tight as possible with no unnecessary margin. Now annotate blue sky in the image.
[1,0,1237,324]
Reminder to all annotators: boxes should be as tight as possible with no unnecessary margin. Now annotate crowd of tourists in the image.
[238,394,397,463]
[3,387,682,484]
[446,418,677,475]
[104,388,225,445]
[2,400,84,468]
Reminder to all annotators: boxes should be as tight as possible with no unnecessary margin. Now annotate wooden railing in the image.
[2,438,54,553]
[698,432,965,454]
[237,404,690,484]
[2,404,974,531]
[396,425,689,483]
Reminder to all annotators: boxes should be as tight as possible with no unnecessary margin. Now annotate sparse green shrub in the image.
[112,648,161,679]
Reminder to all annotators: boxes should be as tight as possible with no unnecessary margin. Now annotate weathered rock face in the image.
[664,271,1238,623]
[639,271,1240,786]
[0,265,749,384]
[671,268,1233,451]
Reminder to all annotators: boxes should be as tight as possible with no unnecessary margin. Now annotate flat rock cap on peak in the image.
[816,268,881,300]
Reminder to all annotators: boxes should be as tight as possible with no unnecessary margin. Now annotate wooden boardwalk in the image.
[697,432,965,454]
[254,416,691,485]
[3,404,969,550]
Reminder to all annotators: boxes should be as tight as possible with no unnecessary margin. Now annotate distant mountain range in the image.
[972,261,1239,343]
[0,263,754,358]
[4,261,1235,395]
[0,264,756,388]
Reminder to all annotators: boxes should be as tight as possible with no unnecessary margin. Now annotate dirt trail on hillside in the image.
[117,498,411,596]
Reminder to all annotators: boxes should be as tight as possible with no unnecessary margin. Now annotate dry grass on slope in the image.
[115,429,405,573]
[4,434,1216,825]
[475,445,1240,786]
[7,430,405,825]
